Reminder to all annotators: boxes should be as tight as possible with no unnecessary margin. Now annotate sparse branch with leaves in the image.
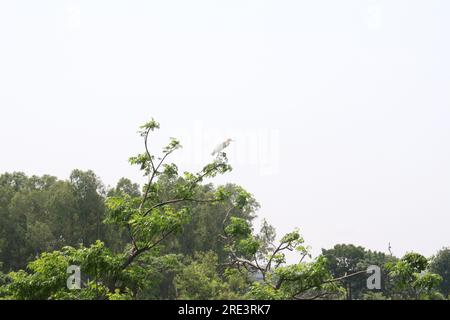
[105,118,233,275]
[0,118,447,301]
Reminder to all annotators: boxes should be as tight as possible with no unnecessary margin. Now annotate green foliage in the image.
[0,170,109,272]
[224,217,260,257]
[224,217,253,239]
[0,117,448,300]
[6,251,69,300]
[0,241,123,300]
[248,282,285,300]
[167,183,258,267]
[175,252,247,300]
[362,291,388,300]
[107,178,141,198]
[222,218,344,300]
[101,118,238,297]
[267,256,344,300]
[386,252,443,300]
[321,244,397,299]
[429,247,450,297]
[138,118,160,136]
[106,289,133,300]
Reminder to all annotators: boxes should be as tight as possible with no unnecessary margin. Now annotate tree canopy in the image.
[0,118,447,300]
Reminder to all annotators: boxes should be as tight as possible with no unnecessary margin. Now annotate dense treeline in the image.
[0,119,448,300]
[0,170,106,271]
[0,171,255,299]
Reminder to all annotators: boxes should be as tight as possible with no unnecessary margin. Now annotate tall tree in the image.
[69,169,106,246]
[429,247,450,298]
[321,244,396,299]
[386,252,443,300]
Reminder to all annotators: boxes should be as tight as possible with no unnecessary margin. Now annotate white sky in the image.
[1,0,449,258]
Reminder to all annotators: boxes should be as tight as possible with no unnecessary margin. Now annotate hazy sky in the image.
[1,0,449,258]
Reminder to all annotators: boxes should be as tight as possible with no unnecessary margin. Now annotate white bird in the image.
[211,138,233,156]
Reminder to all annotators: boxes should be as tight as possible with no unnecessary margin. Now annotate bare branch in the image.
[265,241,291,273]
[143,198,222,216]
[288,270,368,300]
[323,270,367,284]
[140,128,157,210]
[121,226,178,270]
[233,256,261,271]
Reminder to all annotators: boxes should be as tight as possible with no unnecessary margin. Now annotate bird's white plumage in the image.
[212,138,233,156]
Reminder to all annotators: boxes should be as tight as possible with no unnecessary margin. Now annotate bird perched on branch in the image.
[211,138,233,156]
